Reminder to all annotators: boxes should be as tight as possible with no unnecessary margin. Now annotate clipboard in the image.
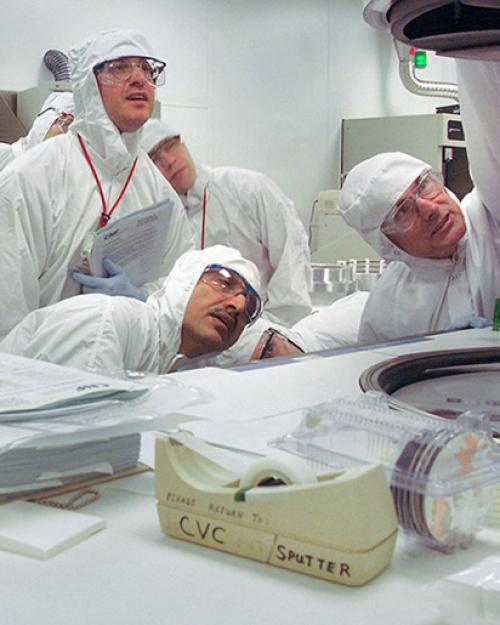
[74,197,174,287]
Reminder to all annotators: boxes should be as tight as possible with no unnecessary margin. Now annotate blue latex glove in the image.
[73,257,146,302]
[446,314,490,331]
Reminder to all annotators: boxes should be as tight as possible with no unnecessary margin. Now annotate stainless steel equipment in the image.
[341,112,473,200]
[310,259,386,307]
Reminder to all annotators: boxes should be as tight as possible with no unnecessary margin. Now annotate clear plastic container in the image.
[422,556,500,625]
[271,393,500,552]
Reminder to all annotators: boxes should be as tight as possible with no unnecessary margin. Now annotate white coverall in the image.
[0,29,193,340]
[0,145,14,172]
[455,60,500,221]
[0,246,260,375]
[339,151,499,344]
[0,92,75,173]
[291,291,370,352]
[1,91,75,170]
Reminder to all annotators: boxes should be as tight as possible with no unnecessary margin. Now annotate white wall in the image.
[1,0,457,226]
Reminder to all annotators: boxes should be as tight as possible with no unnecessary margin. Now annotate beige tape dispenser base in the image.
[155,435,398,586]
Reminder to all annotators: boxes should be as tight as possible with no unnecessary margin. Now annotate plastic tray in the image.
[271,393,500,552]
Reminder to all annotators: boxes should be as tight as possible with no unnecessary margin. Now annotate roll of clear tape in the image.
[239,455,317,489]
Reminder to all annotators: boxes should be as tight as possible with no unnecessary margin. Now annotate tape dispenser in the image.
[155,431,398,586]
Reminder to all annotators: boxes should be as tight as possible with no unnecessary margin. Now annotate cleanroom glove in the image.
[72,257,147,302]
[446,314,490,331]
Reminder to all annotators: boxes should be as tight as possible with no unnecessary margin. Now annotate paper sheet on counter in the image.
[169,349,387,422]
[0,501,105,559]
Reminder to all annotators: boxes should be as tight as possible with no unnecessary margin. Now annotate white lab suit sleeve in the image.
[0,294,160,375]
[455,59,500,220]
[292,291,369,352]
[0,143,15,172]
[357,264,428,345]
[357,262,464,344]
[0,167,49,339]
[250,175,312,326]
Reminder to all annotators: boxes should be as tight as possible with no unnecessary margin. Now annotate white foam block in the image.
[0,501,106,559]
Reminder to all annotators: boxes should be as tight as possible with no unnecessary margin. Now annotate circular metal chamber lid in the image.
[359,347,500,426]
[363,0,500,59]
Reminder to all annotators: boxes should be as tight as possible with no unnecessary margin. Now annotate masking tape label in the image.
[270,536,352,582]
[158,504,392,586]
[158,505,274,562]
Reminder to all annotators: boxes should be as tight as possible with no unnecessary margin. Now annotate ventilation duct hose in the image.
[43,50,71,82]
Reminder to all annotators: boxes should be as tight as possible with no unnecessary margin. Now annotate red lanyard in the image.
[200,185,208,249]
[78,133,138,228]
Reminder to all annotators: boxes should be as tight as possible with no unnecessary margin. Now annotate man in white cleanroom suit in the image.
[140,119,312,327]
[0,29,193,340]
[0,246,261,375]
[338,151,498,344]
[0,91,75,172]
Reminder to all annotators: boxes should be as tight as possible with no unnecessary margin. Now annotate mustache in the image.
[210,307,238,333]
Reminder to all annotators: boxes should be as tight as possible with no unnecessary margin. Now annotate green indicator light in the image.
[414,50,427,68]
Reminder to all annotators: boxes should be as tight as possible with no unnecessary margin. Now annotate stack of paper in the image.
[0,433,141,496]
[0,352,149,419]
[0,352,202,498]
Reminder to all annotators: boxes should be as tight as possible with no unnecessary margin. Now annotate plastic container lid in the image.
[271,393,500,552]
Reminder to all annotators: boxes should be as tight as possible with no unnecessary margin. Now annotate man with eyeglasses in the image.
[140,119,313,330]
[0,92,74,172]
[0,246,260,375]
[0,28,193,340]
[338,151,492,344]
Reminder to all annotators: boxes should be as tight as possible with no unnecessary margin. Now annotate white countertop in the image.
[2,327,500,625]
[1,470,499,625]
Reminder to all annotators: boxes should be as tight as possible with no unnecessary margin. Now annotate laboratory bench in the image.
[2,327,500,625]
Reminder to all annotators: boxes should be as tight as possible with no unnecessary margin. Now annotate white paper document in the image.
[0,352,148,418]
[72,197,174,286]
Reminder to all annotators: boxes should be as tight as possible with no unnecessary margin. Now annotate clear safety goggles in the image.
[381,169,445,235]
[200,264,262,324]
[95,57,166,87]
[149,136,181,166]
[253,327,304,360]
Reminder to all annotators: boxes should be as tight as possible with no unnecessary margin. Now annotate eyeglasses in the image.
[37,106,58,117]
[149,136,181,166]
[56,112,74,133]
[381,169,445,235]
[95,57,166,87]
[201,264,262,324]
[254,327,304,360]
